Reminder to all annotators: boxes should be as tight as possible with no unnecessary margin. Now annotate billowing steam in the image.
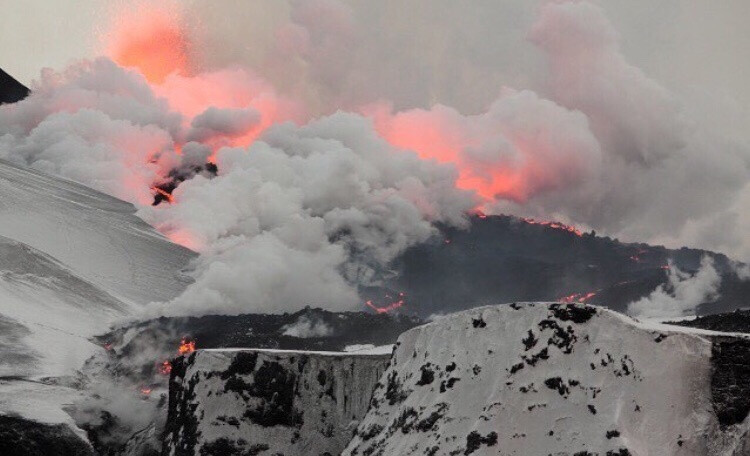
[627,257,721,319]
[1,0,749,316]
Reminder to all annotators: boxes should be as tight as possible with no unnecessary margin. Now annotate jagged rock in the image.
[0,68,29,105]
[163,348,390,455]
[0,415,94,456]
[344,303,750,455]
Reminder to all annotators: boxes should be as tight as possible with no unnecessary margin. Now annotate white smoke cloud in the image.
[186,106,261,143]
[492,1,750,258]
[0,58,181,204]
[140,113,475,316]
[368,87,603,203]
[281,315,333,338]
[2,0,750,318]
[734,262,750,281]
[628,256,721,319]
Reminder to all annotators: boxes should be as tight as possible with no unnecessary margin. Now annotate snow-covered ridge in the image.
[164,348,391,456]
[0,159,194,440]
[345,303,750,455]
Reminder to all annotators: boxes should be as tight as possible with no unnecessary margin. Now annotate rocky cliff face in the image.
[344,303,750,455]
[163,349,391,456]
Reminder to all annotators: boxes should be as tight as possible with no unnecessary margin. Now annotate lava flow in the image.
[178,338,196,355]
[365,292,406,314]
[521,217,583,237]
[559,291,597,304]
[158,360,173,375]
[157,338,196,376]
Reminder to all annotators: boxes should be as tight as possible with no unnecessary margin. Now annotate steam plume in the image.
[628,257,721,319]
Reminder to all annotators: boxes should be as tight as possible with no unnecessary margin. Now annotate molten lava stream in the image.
[365,292,406,314]
[178,338,196,355]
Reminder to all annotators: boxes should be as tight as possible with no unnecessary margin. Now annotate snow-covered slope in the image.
[344,303,750,455]
[0,159,194,378]
[164,349,391,456]
[0,159,194,438]
[0,159,195,306]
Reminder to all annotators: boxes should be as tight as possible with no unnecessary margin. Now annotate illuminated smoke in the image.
[1,0,749,318]
[101,1,189,83]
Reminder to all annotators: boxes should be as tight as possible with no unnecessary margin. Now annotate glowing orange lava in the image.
[151,186,175,204]
[178,338,196,355]
[520,217,583,237]
[158,360,173,375]
[140,387,152,395]
[365,292,406,314]
[559,291,597,304]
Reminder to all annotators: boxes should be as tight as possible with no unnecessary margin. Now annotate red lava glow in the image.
[559,291,597,304]
[520,217,583,237]
[103,343,112,351]
[178,338,196,355]
[151,186,175,204]
[140,387,152,395]
[365,292,406,314]
[159,360,173,375]
[629,249,648,263]
[104,2,189,83]
[368,107,555,204]
[161,228,203,251]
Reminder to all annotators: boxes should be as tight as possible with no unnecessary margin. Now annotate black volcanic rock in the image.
[0,68,30,104]
[368,214,750,316]
[0,415,94,456]
[668,311,750,428]
[670,310,750,334]
[164,349,390,455]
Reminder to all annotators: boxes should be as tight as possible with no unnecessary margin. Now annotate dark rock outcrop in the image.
[163,349,390,456]
[0,415,94,456]
[0,68,29,104]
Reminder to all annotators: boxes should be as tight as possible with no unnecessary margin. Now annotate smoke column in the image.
[1,0,749,316]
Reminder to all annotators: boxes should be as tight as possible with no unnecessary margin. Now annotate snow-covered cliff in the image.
[164,348,391,456]
[344,303,750,455]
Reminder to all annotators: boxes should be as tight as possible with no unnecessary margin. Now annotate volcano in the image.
[0,68,30,104]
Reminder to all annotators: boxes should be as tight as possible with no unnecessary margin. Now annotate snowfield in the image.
[0,158,194,428]
[344,303,750,455]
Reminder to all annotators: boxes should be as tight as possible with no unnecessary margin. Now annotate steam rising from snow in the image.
[628,257,721,319]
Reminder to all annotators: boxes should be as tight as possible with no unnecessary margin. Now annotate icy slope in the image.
[0,235,129,378]
[0,159,195,379]
[0,159,195,305]
[0,159,194,439]
[345,303,750,455]
[164,349,391,456]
